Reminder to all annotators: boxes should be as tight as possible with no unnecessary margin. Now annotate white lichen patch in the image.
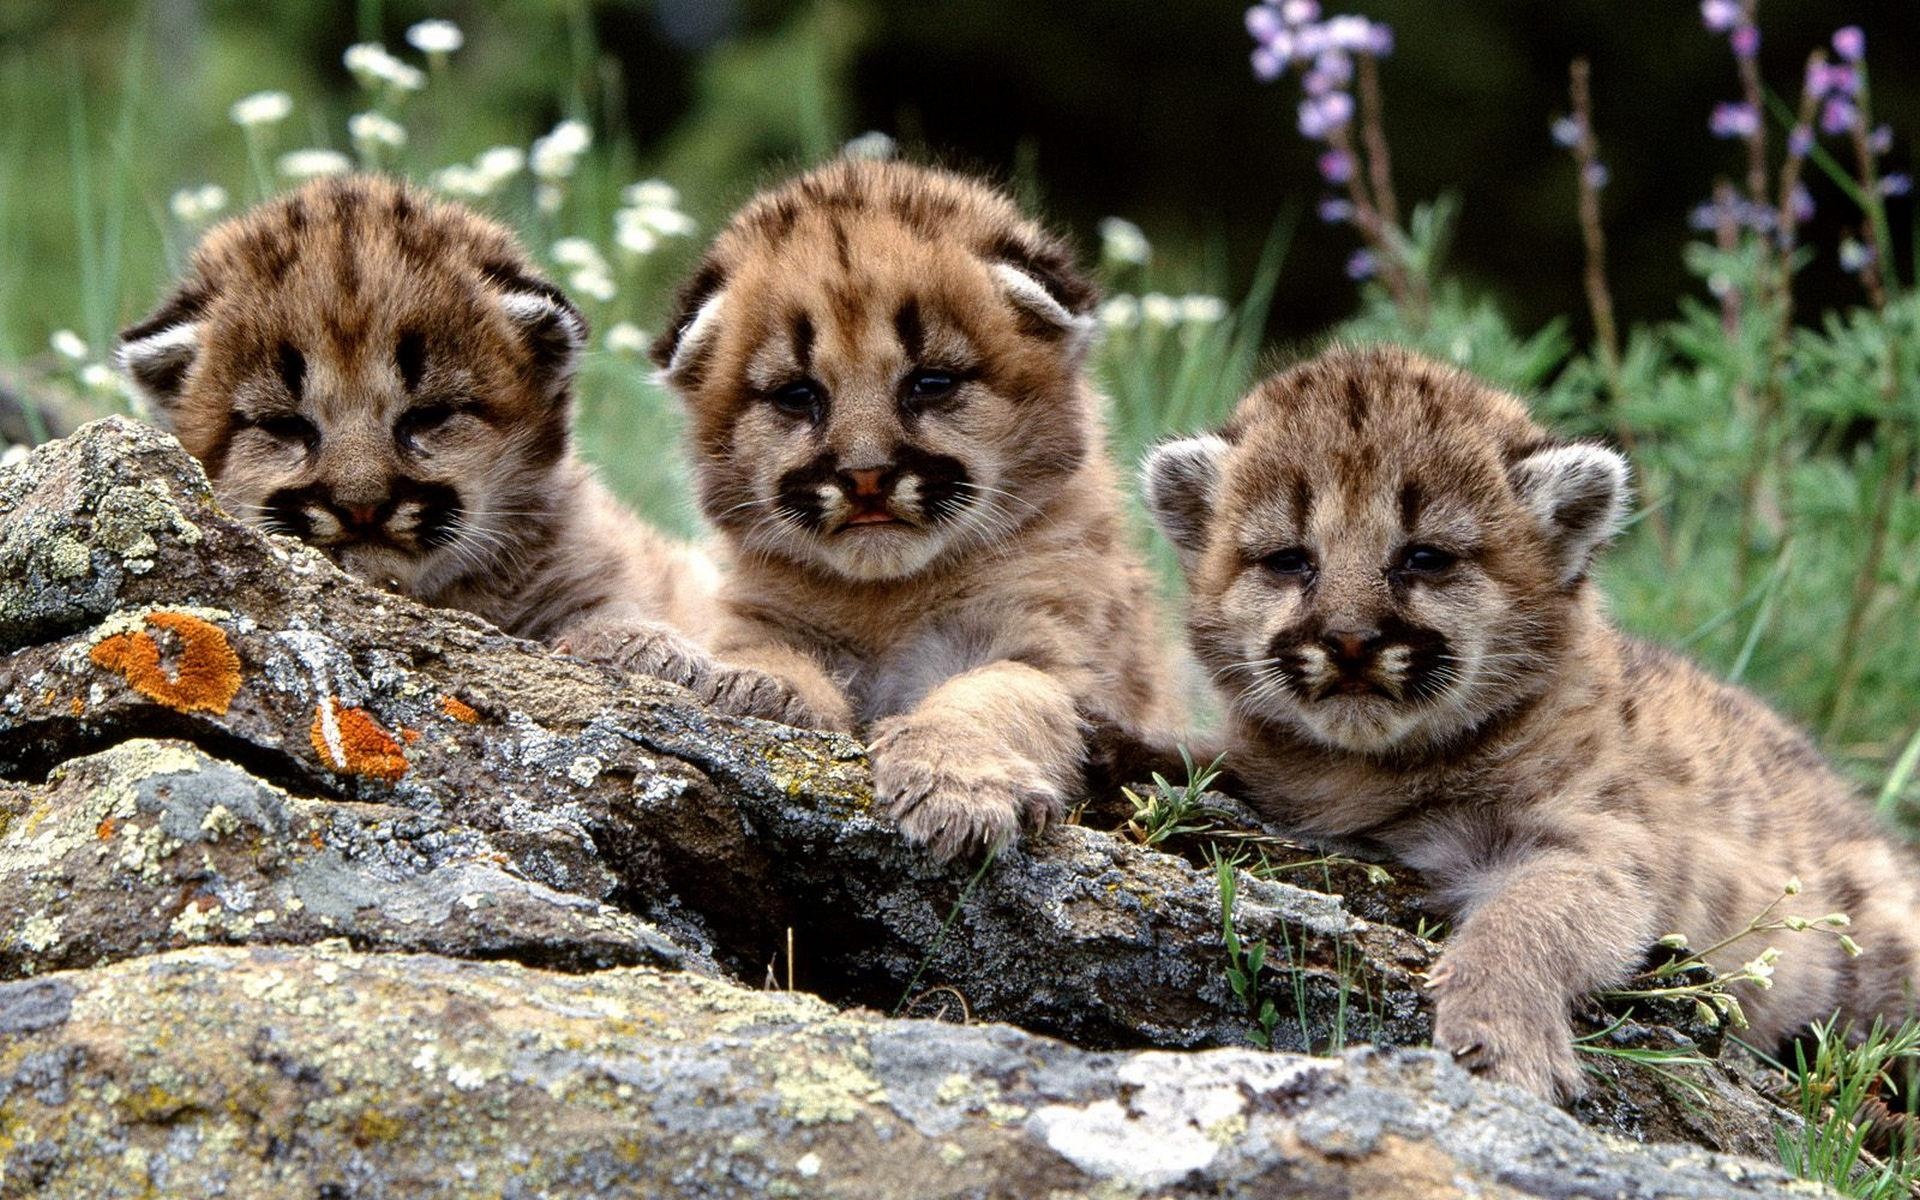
[18,912,64,952]
[200,803,241,841]
[168,901,222,942]
[566,756,603,787]
[1027,1053,1327,1188]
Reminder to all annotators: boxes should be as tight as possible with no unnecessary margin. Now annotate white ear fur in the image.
[991,263,1096,355]
[114,321,204,423]
[662,289,727,383]
[500,290,587,398]
[1507,443,1630,585]
[1140,434,1232,572]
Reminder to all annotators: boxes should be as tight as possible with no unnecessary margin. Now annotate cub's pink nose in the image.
[846,468,887,498]
[342,503,381,528]
[1323,627,1383,663]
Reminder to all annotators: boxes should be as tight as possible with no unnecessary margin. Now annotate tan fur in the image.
[114,175,744,693]
[1144,345,1920,1100]
[653,158,1173,859]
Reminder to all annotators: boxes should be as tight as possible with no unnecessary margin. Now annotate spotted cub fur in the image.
[116,175,792,716]
[651,157,1173,860]
[1143,345,1920,1100]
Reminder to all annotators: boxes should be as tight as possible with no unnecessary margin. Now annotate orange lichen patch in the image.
[68,696,85,717]
[400,727,422,745]
[89,611,243,715]
[309,698,409,783]
[439,695,480,724]
[96,816,119,840]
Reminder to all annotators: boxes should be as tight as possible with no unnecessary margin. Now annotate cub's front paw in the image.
[868,716,1064,863]
[557,621,820,728]
[1429,967,1584,1102]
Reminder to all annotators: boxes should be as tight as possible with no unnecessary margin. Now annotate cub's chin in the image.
[803,522,954,582]
[1255,691,1438,758]
[331,542,440,597]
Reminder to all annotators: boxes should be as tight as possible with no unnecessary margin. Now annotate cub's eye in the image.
[1399,545,1458,574]
[1260,547,1315,578]
[770,380,824,418]
[257,413,317,446]
[902,370,958,405]
[396,405,456,447]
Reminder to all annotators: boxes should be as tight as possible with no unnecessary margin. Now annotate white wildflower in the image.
[1654,932,1689,950]
[1179,294,1229,324]
[1839,935,1863,958]
[405,19,464,57]
[621,179,679,209]
[530,119,592,180]
[1783,876,1803,895]
[169,184,229,225]
[80,363,126,398]
[1098,217,1151,266]
[843,130,897,161]
[614,221,659,257]
[431,165,484,197]
[1099,295,1140,330]
[0,444,27,470]
[1821,913,1851,928]
[551,238,604,270]
[343,43,425,93]
[570,267,616,303]
[229,90,293,128]
[1139,292,1180,328]
[536,183,565,215]
[476,145,526,182]
[348,111,408,151]
[278,149,353,180]
[605,322,650,355]
[49,330,89,362]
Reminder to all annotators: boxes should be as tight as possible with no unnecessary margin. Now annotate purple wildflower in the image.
[1832,26,1865,63]
[1583,162,1610,190]
[1318,196,1354,223]
[1807,62,1859,100]
[1551,116,1582,148]
[1838,238,1873,273]
[1820,97,1857,136]
[1252,45,1286,81]
[1789,183,1814,223]
[1317,149,1355,183]
[1788,125,1814,157]
[1246,5,1283,41]
[1730,24,1759,59]
[1881,174,1912,197]
[1869,124,1893,155]
[1298,91,1354,138]
[1363,22,1393,55]
[1700,0,1742,32]
[1345,249,1378,280]
[1280,0,1320,25]
[1322,15,1373,51]
[1710,102,1760,139]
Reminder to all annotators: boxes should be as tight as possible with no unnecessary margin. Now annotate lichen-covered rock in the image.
[0,945,1829,1198]
[0,418,1821,1187]
[0,739,689,976]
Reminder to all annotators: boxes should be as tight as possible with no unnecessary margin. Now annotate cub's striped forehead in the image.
[1219,345,1548,511]
[652,158,1098,403]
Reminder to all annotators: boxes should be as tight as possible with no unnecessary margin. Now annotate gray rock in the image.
[0,945,1828,1198]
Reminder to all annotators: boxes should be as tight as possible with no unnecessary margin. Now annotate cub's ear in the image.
[1141,435,1232,572]
[115,286,209,426]
[651,262,728,389]
[1507,442,1630,585]
[990,263,1097,360]
[497,284,588,403]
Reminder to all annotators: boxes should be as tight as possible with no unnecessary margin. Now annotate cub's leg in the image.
[868,661,1082,862]
[556,607,828,729]
[1426,844,1658,1101]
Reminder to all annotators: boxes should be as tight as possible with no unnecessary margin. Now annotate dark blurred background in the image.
[1,0,1914,350]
